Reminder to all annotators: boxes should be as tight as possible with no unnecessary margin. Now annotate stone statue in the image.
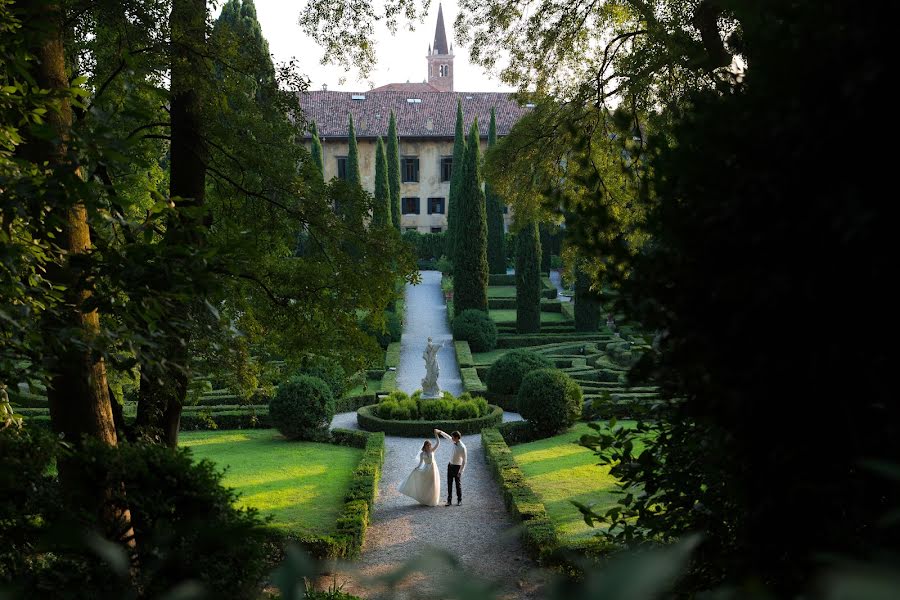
[421,337,442,397]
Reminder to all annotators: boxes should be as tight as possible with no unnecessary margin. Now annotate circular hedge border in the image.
[356,404,504,437]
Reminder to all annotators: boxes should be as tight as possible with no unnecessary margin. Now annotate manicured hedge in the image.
[484,391,518,412]
[334,394,378,413]
[489,273,516,286]
[488,297,518,310]
[356,404,503,436]
[385,342,402,369]
[481,428,559,564]
[278,429,385,560]
[460,367,487,394]
[454,340,474,368]
[496,333,607,348]
[380,370,398,392]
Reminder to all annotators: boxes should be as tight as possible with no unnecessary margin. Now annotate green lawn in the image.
[489,309,570,324]
[510,421,639,543]
[181,429,361,536]
[344,377,382,397]
[487,285,517,298]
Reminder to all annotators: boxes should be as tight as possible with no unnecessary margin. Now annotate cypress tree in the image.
[310,122,323,176]
[347,112,361,186]
[373,137,391,226]
[387,111,401,230]
[447,100,466,261]
[452,118,488,314]
[574,261,602,331]
[485,108,506,274]
[515,221,542,333]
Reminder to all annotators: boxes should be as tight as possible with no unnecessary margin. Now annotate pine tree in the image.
[347,112,361,186]
[310,122,323,176]
[446,100,466,261]
[387,111,401,230]
[485,107,506,274]
[453,119,489,313]
[515,221,542,333]
[373,137,391,226]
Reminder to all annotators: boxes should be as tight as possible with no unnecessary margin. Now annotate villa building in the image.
[299,4,530,233]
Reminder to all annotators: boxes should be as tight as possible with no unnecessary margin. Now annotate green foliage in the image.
[372,390,491,421]
[574,261,601,332]
[298,355,347,399]
[346,113,361,186]
[516,221,542,333]
[518,369,582,436]
[402,229,446,260]
[481,428,560,565]
[486,108,507,274]
[269,375,335,441]
[372,137,391,226]
[454,340,475,367]
[387,112,402,230]
[452,119,489,313]
[357,404,503,437]
[310,122,324,175]
[446,100,466,260]
[485,349,554,396]
[0,427,269,599]
[452,309,498,352]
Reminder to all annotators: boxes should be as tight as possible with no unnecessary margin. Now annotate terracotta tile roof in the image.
[369,82,441,93]
[300,90,532,139]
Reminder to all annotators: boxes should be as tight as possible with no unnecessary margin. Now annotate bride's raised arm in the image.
[432,428,441,450]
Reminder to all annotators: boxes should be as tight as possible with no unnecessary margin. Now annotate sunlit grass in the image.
[510,421,640,542]
[181,429,361,536]
[489,309,569,324]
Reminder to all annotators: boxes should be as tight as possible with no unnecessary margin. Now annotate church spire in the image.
[433,3,449,55]
[426,3,453,91]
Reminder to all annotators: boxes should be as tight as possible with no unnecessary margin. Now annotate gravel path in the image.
[322,272,545,599]
[548,270,571,303]
[396,270,462,396]
[328,412,543,599]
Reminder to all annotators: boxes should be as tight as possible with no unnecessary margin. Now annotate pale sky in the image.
[227,0,513,92]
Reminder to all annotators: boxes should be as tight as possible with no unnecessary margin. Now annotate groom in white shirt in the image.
[445,430,467,506]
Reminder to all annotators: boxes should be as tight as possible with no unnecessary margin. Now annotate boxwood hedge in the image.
[356,404,503,437]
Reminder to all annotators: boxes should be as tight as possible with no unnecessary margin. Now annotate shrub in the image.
[269,375,335,441]
[486,349,554,396]
[376,399,398,419]
[517,369,583,436]
[0,428,270,599]
[298,355,347,399]
[356,404,504,436]
[452,309,498,352]
[453,401,479,420]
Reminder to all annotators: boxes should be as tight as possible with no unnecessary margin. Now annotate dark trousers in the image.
[447,464,462,502]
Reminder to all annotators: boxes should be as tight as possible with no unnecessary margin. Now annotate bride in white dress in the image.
[398,429,442,506]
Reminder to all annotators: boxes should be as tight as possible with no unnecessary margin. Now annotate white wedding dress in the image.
[398,436,441,506]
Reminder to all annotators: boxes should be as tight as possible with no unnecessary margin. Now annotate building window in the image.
[336,156,348,180]
[440,157,453,182]
[428,197,445,215]
[402,197,420,214]
[401,157,419,182]
[439,65,449,77]
[431,227,443,233]
[405,226,418,232]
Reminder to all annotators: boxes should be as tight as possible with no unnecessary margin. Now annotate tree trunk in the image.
[22,1,134,547]
[137,0,207,448]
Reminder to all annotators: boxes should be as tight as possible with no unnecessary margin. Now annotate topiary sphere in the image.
[269,375,335,440]
[517,369,583,436]
[451,309,498,352]
[486,349,554,397]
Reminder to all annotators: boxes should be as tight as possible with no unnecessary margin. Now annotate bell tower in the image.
[426,4,454,92]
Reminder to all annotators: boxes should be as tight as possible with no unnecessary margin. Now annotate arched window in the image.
[439,64,449,77]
